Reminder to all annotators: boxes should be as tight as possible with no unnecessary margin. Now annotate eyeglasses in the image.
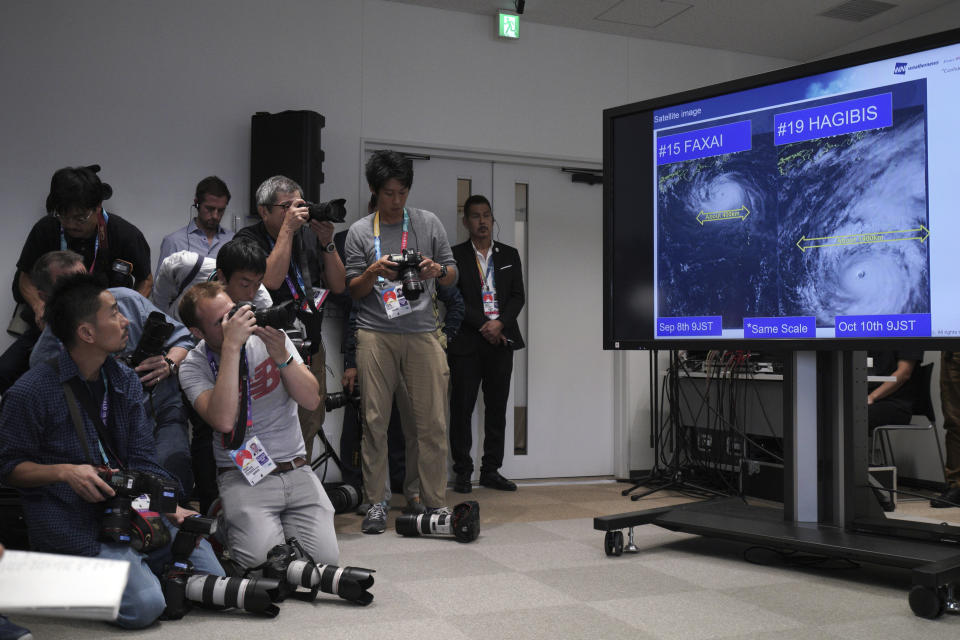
[55,208,97,224]
[267,201,295,211]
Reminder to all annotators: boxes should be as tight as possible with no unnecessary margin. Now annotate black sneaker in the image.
[361,501,388,534]
[479,470,517,491]
[453,474,472,493]
[930,486,960,508]
[0,615,32,640]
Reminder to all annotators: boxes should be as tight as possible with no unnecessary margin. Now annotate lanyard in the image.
[266,234,314,313]
[373,208,409,284]
[95,370,110,465]
[475,251,496,291]
[60,210,109,272]
[206,346,252,448]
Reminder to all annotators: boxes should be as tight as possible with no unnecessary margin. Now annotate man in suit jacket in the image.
[448,195,525,493]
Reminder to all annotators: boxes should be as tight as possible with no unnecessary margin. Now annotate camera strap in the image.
[205,346,251,450]
[373,209,409,286]
[48,357,120,468]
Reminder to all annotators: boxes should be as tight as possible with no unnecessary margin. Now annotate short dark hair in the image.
[45,165,113,214]
[365,150,413,193]
[462,194,492,217]
[179,281,225,330]
[46,272,107,349]
[195,176,231,203]
[216,239,267,282]
[30,250,84,297]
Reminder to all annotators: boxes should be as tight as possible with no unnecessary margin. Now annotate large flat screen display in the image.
[605,29,960,350]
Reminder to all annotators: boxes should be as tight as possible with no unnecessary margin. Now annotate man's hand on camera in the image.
[368,256,399,281]
[310,219,335,245]
[417,257,444,280]
[282,199,310,234]
[62,464,116,503]
[134,354,170,387]
[166,505,199,526]
[254,326,290,365]
[479,319,505,345]
[222,305,256,350]
[342,367,357,393]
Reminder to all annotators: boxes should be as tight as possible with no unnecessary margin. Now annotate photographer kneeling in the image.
[0,273,223,630]
[177,282,339,571]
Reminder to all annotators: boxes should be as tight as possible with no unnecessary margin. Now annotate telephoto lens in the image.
[184,575,281,616]
[263,538,375,605]
[395,501,480,543]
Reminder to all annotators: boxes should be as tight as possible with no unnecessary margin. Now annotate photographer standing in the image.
[344,150,458,534]
[0,273,222,630]
[177,282,339,570]
[235,176,346,462]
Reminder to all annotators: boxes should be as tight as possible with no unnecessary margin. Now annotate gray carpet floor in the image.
[10,481,960,638]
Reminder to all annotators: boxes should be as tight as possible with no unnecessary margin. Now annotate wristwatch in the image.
[439,264,448,279]
[163,356,177,377]
[324,242,337,254]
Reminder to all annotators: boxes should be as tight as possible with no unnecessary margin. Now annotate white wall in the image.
[0,0,796,478]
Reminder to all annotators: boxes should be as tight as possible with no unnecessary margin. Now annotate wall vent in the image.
[819,0,897,22]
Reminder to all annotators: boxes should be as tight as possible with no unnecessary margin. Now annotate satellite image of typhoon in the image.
[778,107,928,326]
[657,128,780,329]
[656,96,928,329]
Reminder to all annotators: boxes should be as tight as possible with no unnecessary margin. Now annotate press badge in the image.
[379,283,412,319]
[313,288,329,311]
[482,289,500,319]
[230,436,277,486]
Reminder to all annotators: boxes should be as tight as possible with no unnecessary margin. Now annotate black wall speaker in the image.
[250,110,325,216]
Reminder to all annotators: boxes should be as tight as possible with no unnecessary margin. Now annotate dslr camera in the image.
[162,516,281,619]
[229,299,298,330]
[98,468,178,551]
[305,198,347,223]
[262,537,374,605]
[324,383,360,412]
[385,248,425,301]
[122,311,174,369]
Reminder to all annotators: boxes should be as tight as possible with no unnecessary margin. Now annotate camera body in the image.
[385,248,425,301]
[98,469,178,550]
[324,384,361,412]
[122,311,174,369]
[229,300,298,331]
[305,198,346,223]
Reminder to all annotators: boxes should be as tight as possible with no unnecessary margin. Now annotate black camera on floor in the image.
[230,300,298,330]
[322,482,360,514]
[306,198,347,223]
[324,384,361,412]
[385,249,425,301]
[98,469,178,550]
[122,311,174,369]
[162,516,281,619]
[262,537,374,605]
[395,501,480,543]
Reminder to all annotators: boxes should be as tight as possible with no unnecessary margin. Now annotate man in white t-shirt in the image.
[177,281,338,569]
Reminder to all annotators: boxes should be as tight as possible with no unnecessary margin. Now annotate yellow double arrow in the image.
[796,225,929,252]
[696,206,750,225]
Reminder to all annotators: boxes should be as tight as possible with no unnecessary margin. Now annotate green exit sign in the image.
[498,12,519,39]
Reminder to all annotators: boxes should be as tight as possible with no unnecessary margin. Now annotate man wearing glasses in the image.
[1,165,153,393]
[155,176,235,271]
[235,176,346,462]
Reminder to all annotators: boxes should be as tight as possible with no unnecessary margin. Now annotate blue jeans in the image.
[97,520,223,629]
[148,381,193,498]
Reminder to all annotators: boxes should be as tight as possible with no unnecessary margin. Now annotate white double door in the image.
[363,149,612,479]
